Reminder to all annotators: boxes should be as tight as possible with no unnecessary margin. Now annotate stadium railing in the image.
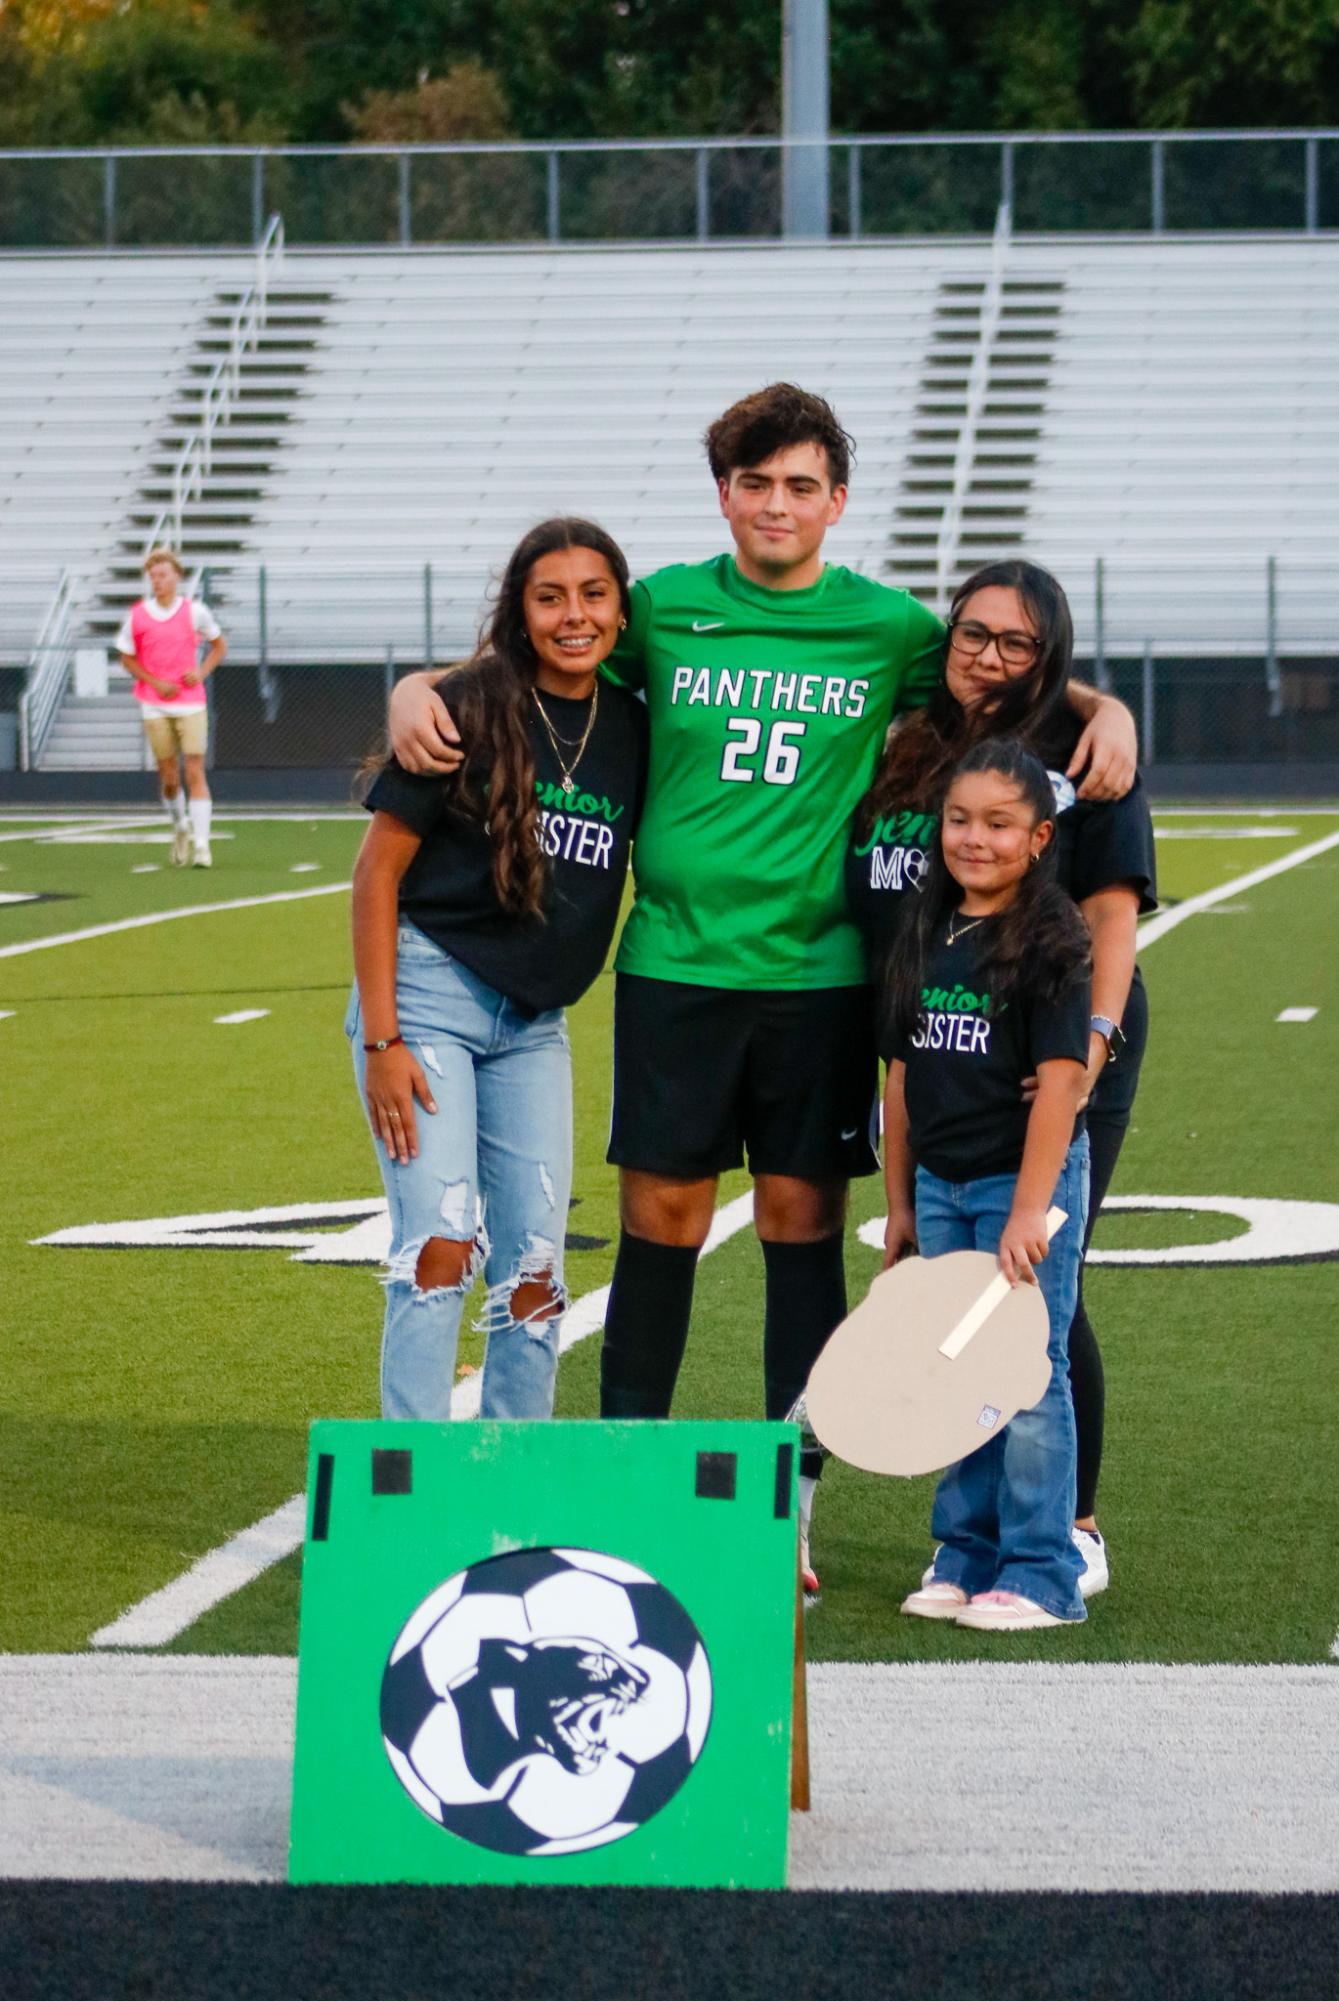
[16,567,80,770]
[7,557,1336,774]
[1,131,1337,250]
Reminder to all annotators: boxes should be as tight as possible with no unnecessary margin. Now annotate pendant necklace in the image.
[532,683,599,797]
[946,911,988,946]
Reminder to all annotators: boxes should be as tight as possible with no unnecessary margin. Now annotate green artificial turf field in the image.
[1,807,1336,1666]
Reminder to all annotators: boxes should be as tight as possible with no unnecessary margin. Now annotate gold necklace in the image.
[946,911,989,946]
[532,683,599,797]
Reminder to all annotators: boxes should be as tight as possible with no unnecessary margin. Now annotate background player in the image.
[116,547,226,867]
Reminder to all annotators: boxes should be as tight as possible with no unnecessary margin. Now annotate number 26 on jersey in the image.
[720,718,806,786]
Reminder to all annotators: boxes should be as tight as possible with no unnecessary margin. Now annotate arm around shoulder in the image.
[388,671,464,775]
[1064,681,1137,801]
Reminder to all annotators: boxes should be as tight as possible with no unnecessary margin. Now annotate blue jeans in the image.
[915,1134,1091,1622]
[346,923,572,1422]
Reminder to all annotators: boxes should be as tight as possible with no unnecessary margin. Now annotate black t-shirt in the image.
[847,760,1157,958]
[366,683,647,1015]
[883,915,1092,1182]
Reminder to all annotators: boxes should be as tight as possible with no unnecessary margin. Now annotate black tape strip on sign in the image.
[773,1442,794,1520]
[311,1452,335,1542]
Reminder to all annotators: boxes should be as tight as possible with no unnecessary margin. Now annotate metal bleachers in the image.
[1,231,1337,767]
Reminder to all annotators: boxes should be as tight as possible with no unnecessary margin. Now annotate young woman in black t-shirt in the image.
[347,518,647,1423]
[883,739,1093,1629]
[849,560,1156,1599]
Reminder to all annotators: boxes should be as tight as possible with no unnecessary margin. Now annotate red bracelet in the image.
[364,1034,404,1053]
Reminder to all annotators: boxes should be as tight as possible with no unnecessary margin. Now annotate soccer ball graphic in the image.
[380,1546,713,1856]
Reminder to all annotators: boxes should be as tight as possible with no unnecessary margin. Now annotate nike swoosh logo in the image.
[840,1128,859,1142]
[691,619,725,632]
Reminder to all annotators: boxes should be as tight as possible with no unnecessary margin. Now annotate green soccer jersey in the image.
[602,554,946,990]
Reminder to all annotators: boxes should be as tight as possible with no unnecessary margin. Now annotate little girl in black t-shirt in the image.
[347,518,646,1424]
[882,739,1093,1629]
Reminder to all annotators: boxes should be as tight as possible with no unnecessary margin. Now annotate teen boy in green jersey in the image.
[388,384,1135,1592]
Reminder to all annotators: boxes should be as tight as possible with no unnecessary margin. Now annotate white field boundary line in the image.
[89,1191,757,1649]
[77,820,1339,1649]
[0,881,352,960]
[0,810,365,826]
[0,817,163,845]
[1151,805,1339,816]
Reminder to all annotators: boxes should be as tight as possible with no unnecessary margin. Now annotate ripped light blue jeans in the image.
[346,923,572,1421]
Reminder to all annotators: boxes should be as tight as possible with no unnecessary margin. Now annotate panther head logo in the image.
[449,1636,651,1786]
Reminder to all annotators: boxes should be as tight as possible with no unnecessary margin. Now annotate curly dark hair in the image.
[857,559,1075,834]
[365,517,630,920]
[704,382,854,489]
[885,737,1091,1044]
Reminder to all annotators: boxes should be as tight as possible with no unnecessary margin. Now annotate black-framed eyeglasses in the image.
[948,619,1041,668]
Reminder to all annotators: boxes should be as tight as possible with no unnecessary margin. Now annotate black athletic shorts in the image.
[608,972,880,1181]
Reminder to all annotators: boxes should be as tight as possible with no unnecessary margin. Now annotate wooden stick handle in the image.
[938,1205,1068,1360]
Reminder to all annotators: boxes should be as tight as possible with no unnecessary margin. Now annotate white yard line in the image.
[0,881,352,960]
[90,1192,757,1649]
[214,1009,271,1026]
[1135,826,1339,949]
[1276,1007,1318,1023]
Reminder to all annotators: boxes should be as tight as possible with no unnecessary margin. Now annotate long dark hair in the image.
[382,517,631,919]
[885,737,1090,1042]
[858,559,1075,832]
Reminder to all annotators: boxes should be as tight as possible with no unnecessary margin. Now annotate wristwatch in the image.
[1090,1016,1125,1062]
[364,1033,404,1053]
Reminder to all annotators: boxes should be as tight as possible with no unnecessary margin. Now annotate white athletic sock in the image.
[798,1473,818,1532]
[163,791,187,826]
[189,798,212,845]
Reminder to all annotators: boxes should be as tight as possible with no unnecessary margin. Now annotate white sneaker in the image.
[170,823,192,867]
[1073,1527,1109,1599]
[921,1546,942,1588]
[192,840,212,868]
[901,1579,968,1620]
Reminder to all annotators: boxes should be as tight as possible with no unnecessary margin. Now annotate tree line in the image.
[1,0,1336,149]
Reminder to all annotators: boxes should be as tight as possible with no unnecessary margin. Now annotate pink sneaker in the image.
[956,1590,1066,1632]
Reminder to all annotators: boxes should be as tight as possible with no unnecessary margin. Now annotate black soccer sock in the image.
[761,1231,847,1480]
[599,1231,699,1418]
[1069,1280,1105,1521]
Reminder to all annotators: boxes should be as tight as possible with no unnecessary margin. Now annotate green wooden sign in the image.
[289,1419,799,1888]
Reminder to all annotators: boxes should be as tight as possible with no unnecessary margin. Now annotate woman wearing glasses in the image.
[847,559,1156,1602]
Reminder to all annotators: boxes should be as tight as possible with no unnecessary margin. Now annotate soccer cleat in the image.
[900,1579,968,1620]
[955,1590,1066,1632]
[192,840,212,868]
[1073,1526,1109,1599]
[170,823,192,867]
